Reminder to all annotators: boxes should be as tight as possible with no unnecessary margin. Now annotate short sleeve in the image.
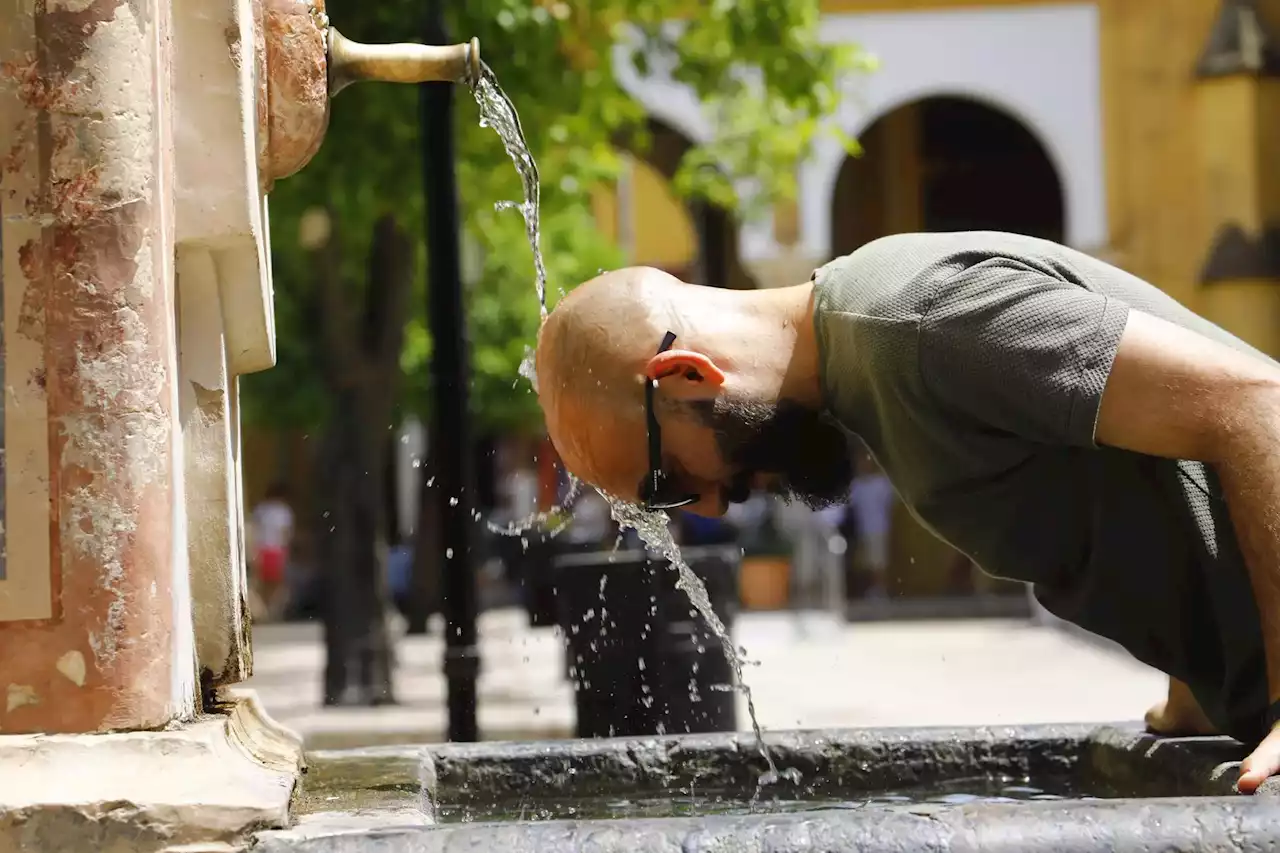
[918,258,1130,447]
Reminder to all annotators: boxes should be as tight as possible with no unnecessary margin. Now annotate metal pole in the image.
[421,0,480,742]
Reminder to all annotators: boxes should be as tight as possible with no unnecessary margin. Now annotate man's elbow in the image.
[1205,377,1280,467]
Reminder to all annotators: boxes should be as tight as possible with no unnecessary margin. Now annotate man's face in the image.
[682,391,855,514]
[544,379,855,518]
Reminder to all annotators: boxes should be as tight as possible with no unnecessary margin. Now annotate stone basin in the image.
[256,722,1280,852]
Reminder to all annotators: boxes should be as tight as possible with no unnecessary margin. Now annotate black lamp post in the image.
[420,0,480,743]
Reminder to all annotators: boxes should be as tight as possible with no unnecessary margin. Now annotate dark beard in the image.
[694,394,854,511]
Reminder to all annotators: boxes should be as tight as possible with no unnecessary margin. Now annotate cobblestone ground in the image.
[243,609,1166,749]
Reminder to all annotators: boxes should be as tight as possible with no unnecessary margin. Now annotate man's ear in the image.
[645,349,726,399]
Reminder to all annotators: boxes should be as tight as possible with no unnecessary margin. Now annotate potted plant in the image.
[738,504,792,611]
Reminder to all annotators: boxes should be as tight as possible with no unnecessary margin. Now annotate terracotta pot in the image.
[739,556,790,611]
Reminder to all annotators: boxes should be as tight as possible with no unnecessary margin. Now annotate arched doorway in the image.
[831,96,1065,254]
[831,96,1065,611]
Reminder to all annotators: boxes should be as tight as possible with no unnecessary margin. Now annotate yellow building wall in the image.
[632,159,698,268]
[591,155,698,271]
[808,0,1220,315]
[1096,0,1219,311]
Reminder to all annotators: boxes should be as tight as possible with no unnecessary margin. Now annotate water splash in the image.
[472,63,549,319]
[604,495,800,789]
[518,345,538,393]
[485,473,583,539]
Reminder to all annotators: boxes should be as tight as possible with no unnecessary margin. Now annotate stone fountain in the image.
[0,0,477,849]
[244,722,1280,852]
[257,723,1280,852]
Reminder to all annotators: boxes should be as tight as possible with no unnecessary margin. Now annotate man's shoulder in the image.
[814,231,1113,320]
[814,232,960,322]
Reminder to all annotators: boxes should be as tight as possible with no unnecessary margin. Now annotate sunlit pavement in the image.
[243,608,1165,749]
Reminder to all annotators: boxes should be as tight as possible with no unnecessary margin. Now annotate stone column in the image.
[0,0,195,732]
[172,0,279,696]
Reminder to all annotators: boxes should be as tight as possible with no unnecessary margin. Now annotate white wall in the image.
[614,3,1107,266]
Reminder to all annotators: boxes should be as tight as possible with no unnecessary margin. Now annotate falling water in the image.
[469,65,796,787]
[471,63,550,320]
[605,496,799,789]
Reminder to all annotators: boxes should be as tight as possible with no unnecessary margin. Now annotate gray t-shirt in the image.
[813,230,1271,742]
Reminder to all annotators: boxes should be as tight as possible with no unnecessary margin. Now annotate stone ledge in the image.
[424,722,1102,803]
[0,689,303,853]
[251,796,1280,853]
[255,723,1280,852]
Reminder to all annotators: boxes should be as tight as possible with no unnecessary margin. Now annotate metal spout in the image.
[327,28,481,96]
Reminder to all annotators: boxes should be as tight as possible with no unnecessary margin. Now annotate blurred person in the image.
[387,536,414,619]
[565,483,616,548]
[776,496,844,615]
[507,465,540,522]
[724,491,770,553]
[847,450,895,600]
[678,502,738,546]
[250,481,294,620]
[534,230,1280,793]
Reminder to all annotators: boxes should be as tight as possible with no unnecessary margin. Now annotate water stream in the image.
[473,64,550,320]
[469,65,796,787]
[604,496,799,788]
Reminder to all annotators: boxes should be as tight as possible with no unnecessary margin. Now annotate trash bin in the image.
[500,532,596,629]
[553,549,657,737]
[650,545,740,735]
[553,545,741,738]
[496,531,553,628]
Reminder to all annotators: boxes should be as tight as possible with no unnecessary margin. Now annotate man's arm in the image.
[1094,309,1280,793]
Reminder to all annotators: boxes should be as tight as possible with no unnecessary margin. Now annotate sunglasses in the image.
[639,331,698,511]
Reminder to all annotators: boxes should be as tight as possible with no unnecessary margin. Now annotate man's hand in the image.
[1240,728,1280,793]
[1096,309,1280,793]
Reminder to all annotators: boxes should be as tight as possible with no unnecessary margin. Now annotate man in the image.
[847,449,895,599]
[250,481,295,620]
[535,230,1280,793]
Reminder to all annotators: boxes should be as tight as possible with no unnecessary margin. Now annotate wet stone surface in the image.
[256,723,1280,852]
[292,745,429,817]
[423,723,1094,808]
[434,774,1095,824]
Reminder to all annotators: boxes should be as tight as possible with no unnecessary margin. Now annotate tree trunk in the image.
[318,395,395,704]
[312,212,414,706]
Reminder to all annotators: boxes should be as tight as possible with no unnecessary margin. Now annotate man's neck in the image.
[729,281,823,408]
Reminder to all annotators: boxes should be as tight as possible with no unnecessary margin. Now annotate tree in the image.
[242,0,870,705]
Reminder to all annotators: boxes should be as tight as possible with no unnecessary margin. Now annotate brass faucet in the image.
[327,28,482,95]
[258,0,484,186]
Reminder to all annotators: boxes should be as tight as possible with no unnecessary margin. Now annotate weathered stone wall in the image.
[0,0,194,733]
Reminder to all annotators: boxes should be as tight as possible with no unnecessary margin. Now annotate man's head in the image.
[535,266,853,517]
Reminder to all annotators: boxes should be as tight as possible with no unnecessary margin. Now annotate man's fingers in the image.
[1238,733,1280,794]
[1240,765,1269,794]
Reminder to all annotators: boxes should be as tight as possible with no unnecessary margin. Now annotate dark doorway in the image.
[831,96,1065,257]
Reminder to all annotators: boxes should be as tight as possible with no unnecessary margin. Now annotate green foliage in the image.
[242,0,868,436]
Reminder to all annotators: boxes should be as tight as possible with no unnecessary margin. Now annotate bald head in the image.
[534,267,685,498]
[534,265,852,516]
[537,267,681,409]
